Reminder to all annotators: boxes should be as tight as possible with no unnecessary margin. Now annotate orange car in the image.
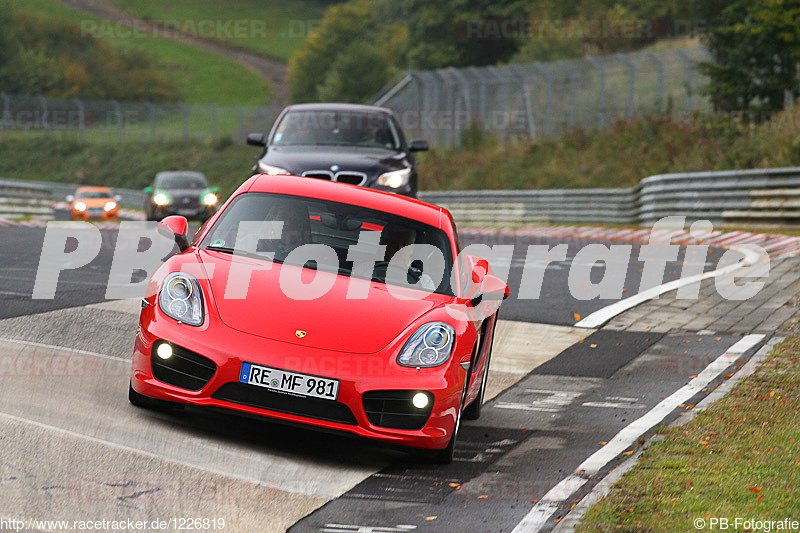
[67,186,121,221]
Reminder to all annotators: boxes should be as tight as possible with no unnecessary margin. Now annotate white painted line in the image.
[322,525,416,533]
[581,401,645,409]
[575,245,765,329]
[0,410,282,491]
[495,390,582,412]
[511,334,764,532]
[556,335,784,531]
[0,335,128,363]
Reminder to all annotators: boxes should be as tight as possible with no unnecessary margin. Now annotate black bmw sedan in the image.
[247,103,428,197]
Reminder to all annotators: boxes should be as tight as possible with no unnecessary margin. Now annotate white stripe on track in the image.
[575,244,765,329]
[511,334,764,532]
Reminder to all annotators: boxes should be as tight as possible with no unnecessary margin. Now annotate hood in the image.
[199,249,449,354]
[75,198,113,208]
[261,145,406,177]
[163,188,203,198]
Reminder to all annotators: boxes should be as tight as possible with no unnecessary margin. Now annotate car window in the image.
[75,191,112,199]
[201,192,453,295]
[271,111,401,151]
[156,174,207,190]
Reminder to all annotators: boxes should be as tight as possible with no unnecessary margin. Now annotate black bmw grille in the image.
[211,382,358,425]
[151,342,216,391]
[304,172,333,180]
[335,173,365,185]
[362,390,434,430]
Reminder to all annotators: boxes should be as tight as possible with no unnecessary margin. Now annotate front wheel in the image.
[129,381,183,411]
[426,373,470,464]
[128,381,153,408]
[463,324,495,421]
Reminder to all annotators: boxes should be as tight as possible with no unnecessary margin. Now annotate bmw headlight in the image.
[74,201,87,211]
[158,273,204,326]
[377,168,411,188]
[202,193,218,206]
[257,162,290,175]
[104,201,117,212]
[153,192,170,206]
[397,322,455,367]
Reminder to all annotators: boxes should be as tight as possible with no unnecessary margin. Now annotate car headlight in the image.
[104,201,117,212]
[202,193,218,206]
[158,273,204,326]
[257,162,290,175]
[153,193,169,206]
[377,168,411,188]
[74,201,87,211]
[397,322,455,368]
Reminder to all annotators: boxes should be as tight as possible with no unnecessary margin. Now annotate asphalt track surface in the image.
[0,223,763,532]
[0,226,727,324]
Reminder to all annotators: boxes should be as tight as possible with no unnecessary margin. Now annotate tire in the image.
[128,381,183,411]
[463,322,496,421]
[128,381,153,408]
[426,373,470,465]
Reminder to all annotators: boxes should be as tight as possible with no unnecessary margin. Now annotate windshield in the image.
[156,173,207,190]
[75,190,112,199]
[271,110,401,150]
[201,193,453,295]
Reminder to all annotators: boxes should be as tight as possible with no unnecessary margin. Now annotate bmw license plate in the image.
[239,362,339,400]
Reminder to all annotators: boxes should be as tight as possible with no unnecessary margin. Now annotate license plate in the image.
[177,209,197,216]
[239,362,339,400]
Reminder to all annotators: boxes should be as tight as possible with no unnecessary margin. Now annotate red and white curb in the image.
[459,226,800,259]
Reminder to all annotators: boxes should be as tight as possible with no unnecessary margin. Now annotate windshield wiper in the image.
[205,245,283,262]
[205,244,236,254]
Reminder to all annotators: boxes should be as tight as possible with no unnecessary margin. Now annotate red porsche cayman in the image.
[129,174,508,463]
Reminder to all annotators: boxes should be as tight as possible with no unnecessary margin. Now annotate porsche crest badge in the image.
[295,330,307,339]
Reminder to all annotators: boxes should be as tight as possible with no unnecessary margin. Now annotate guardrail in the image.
[638,167,800,224]
[419,189,638,225]
[0,177,146,219]
[420,167,800,226]
[3,167,800,225]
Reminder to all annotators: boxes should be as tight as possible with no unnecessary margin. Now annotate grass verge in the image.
[577,335,800,531]
[105,0,326,62]
[0,137,258,199]
[418,111,800,190]
[20,0,271,105]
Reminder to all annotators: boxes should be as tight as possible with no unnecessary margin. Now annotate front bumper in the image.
[71,208,119,221]
[151,205,217,220]
[131,303,464,450]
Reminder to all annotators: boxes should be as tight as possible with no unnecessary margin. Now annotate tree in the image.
[317,41,390,103]
[700,0,800,112]
[0,0,19,71]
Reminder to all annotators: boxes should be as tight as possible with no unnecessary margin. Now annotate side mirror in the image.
[114,194,122,202]
[66,195,74,202]
[463,253,489,284]
[144,186,153,194]
[478,274,510,301]
[211,186,219,193]
[409,140,429,152]
[157,215,190,252]
[247,133,267,147]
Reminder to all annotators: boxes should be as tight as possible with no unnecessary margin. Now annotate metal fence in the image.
[0,93,281,144]
[375,46,712,147]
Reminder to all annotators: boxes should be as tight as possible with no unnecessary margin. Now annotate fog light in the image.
[156,343,173,360]
[412,392,429,409]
